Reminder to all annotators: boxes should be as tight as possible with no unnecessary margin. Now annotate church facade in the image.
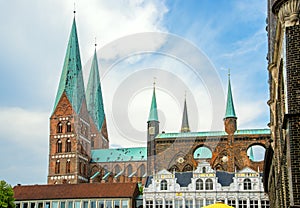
[47,15,270,186]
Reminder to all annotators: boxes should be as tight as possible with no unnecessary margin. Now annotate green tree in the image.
[0,180,15,208]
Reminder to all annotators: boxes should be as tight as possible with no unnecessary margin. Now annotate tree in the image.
[0,180,15,208]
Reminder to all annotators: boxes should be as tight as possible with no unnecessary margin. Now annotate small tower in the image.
[48,17,91,184]
[224,71,237,135]
[86,44,109,150]
[147,83,159,175]
[180,96,190,132]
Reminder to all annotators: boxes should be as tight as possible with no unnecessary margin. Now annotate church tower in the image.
[86,45,109,150]
[48,17,91,184]
[147,84,159,175]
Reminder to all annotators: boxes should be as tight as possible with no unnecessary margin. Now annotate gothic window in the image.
[183,164,192,172]
[196,179,204,190]
[79,161,82,174]
[83,164,87,176]
[205,179,213,190]
[127,164,132,176]
[91,137,94,148]
[244,178,252,190]
[56,140,62,153]
[114,165,121,174]
[66,160,70,173]
[57,122,63,133]
[138,164,146,177]
[66,121,71,132]
[55,160,60,174]
[160,180,167,190]
[65,139,71,152]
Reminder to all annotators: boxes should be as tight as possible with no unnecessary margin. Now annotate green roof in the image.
[91,147,147,162]
[148,87,158,122]
[86,49,105,130]
[53,18,85,114]
[156,129,270,139]
[224,74,237,119]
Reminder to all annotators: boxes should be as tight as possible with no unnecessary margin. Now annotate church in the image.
[46,15,271,185]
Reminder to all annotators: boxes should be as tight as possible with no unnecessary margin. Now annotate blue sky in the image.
[0,0,269,185]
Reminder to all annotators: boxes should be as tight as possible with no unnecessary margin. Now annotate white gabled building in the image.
[143,162,269,208]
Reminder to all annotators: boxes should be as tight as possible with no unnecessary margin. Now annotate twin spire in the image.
[53,17,106,131]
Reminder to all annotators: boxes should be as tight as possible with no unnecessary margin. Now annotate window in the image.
[79,162,82,174]
[83,201,88,208]
[68,201,73,208]
[60,202,66,208]
[122,200,128,208]
[106,200,112,208]
[244,178,252,190]
[202,167,206,173]
[206,199,214,205]
[90,201,96,208]
[195,199,204,208]
[55,160,60,174]
[30,203,35,208]
[250,200,258,208]
[66,139,71,152]
[83,164,87,176]
[57,122,63,133]
[174,200,182,208]
[160,180,168,190]
[127,164,132,176]
[16,203,20,208]
[52,202,58,208]
[196,179,204,190]
[238,200,247,208]
[22,203,28,208]
[185,199,193,208]
[66,122,72,132]
[91,137,94,148]
[228,199,236,207]
[45,202,50,208]
[56,140,62,153]
[139,164,146,177]
[205,179,213,190]
[66,160,71,173]
[38,203,43,208]
[114,200,120,208]
[74,201,80,208]
[98,201,104,208]
[155,200,162,208]
[261,200,270,208]
[166,200,172,208]
[145,200,153,208]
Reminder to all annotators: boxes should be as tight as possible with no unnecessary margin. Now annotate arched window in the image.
[138,164,146,177]
[205,179,213,190]
[65,139,71,152]
[55,160,60,174]
[202,167,206,173]
[66,121,71,132]
[244,178,252,190]
[91,137,95,148]
[114,165,121,174]
[66,160,70,173]
[196,179,204,190]
[183,164,192,172]
[79,161,82,174]
[83,163,87,176]
[56,140,62,153]
[57,122,63,133]
[127,164,132,176]
[160,180,167,190]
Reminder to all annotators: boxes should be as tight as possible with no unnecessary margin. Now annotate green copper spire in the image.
[53,18,85,114]
[224,72,237,119]
[249,146,255,161]
[86,47,105,130]
[181,97,190,132]
[148,85,159,122]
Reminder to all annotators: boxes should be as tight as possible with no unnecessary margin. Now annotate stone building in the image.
[263,0,300,207]
[47,15,271,185]
[143,162,269,208]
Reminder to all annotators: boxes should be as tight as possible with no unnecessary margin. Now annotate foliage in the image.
[0,180,15,208]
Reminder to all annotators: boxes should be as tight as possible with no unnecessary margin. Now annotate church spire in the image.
[53,17,85,114]
[181,96,190,132]
[249,146,255,161]
[148,84,159,122]
[86,46,106,131]
[224,71,237,119]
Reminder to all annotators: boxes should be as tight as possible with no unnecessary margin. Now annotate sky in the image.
[0,0,269,185]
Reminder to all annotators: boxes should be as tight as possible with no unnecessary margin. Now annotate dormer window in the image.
[244,178,252,190]
[57,122,63,133]
[160,180,167,190]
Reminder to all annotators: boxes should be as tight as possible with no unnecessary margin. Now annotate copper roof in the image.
[14,183,139,200]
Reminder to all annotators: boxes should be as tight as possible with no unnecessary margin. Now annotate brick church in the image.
[48,15,270,185]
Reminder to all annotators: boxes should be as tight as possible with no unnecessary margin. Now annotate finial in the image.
[228,68,230,78]
[153,77,157,87]
[184,90,187,99]
[73,2,76,16]
[95,37,97,48]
